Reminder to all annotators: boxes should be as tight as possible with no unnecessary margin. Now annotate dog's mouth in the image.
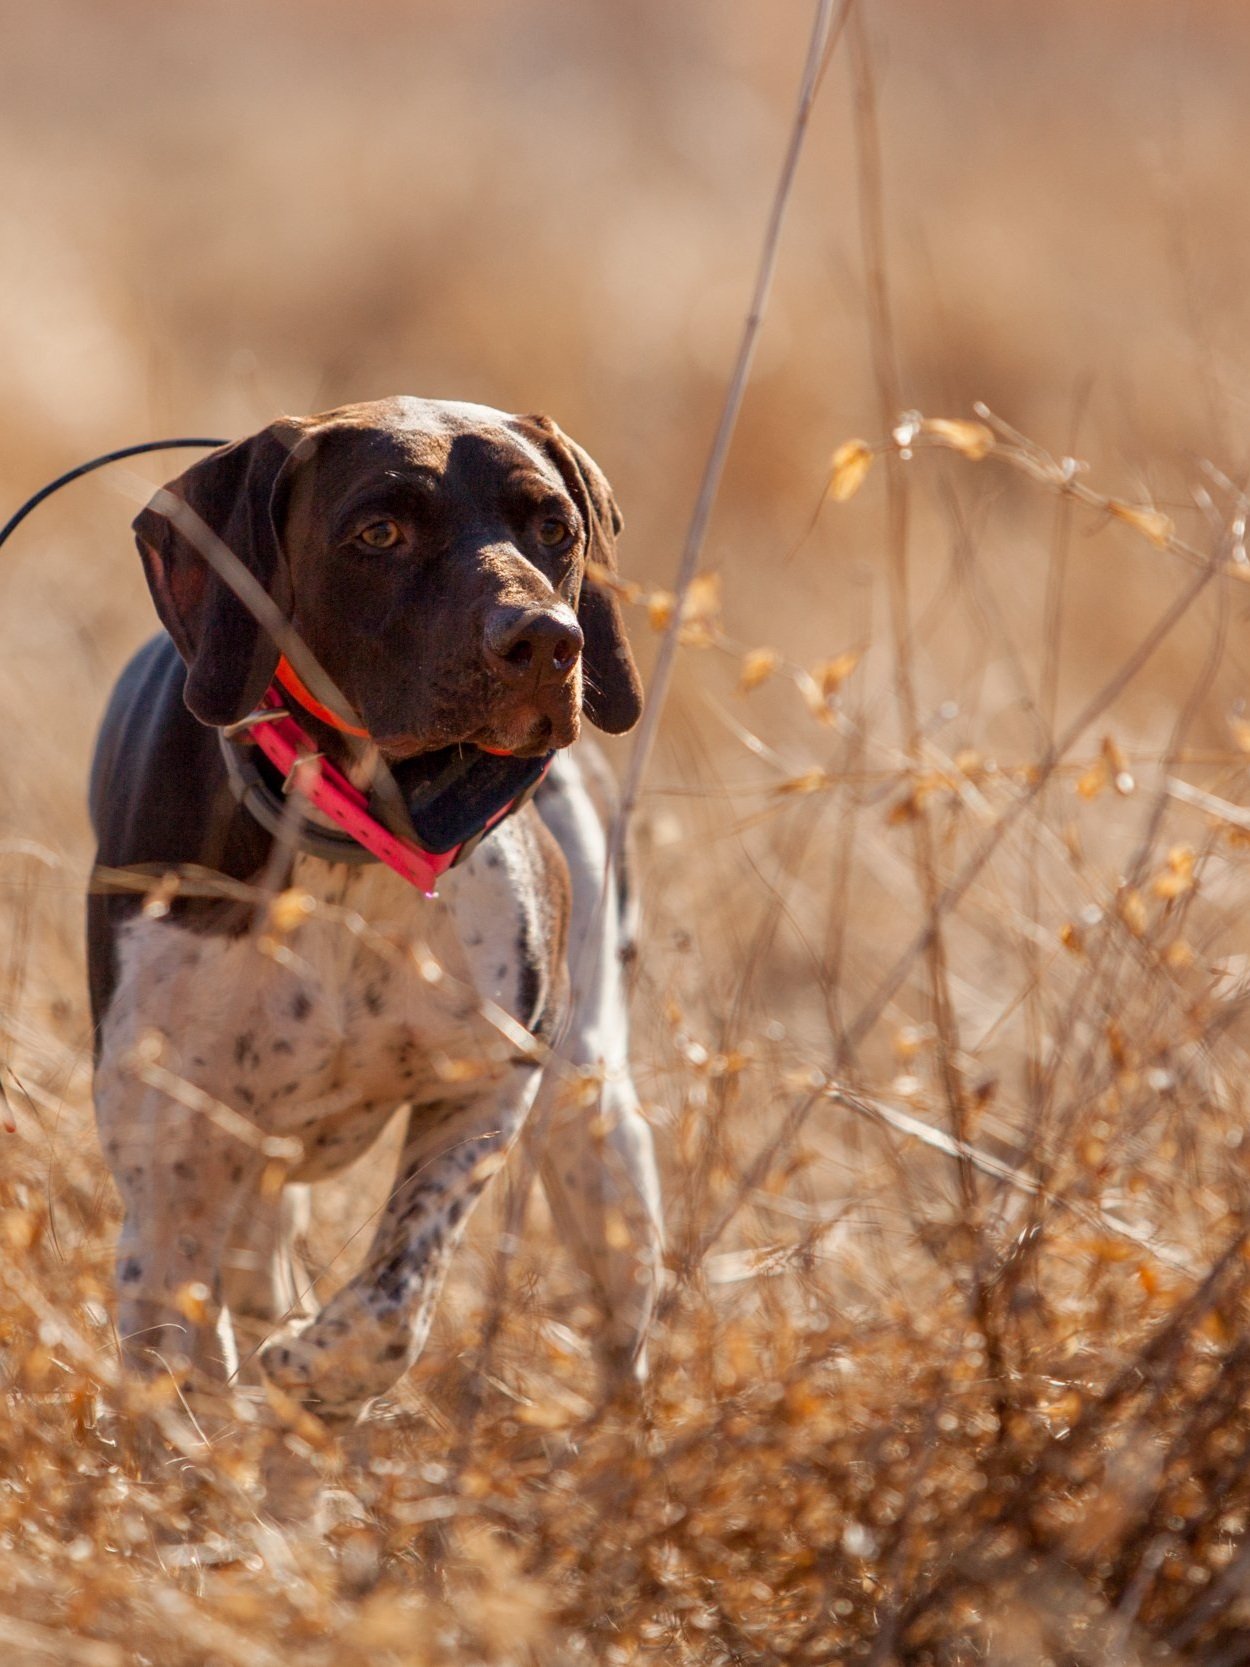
[373,677,581,762]
[375,711,574,762]
[477,705,579,757]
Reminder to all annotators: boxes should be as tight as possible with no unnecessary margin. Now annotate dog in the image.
[87,397,663,1418]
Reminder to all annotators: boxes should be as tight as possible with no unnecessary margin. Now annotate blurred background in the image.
[3,0,1250,1291]
[5,4,1250,1655]
[3,0,1249,1066]
[4,0,1250,1332]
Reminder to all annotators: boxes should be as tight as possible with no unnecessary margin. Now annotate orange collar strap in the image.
[274,656,371,738]
[274,657,518,755]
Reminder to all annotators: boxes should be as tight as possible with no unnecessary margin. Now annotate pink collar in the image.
[230,686,548,897]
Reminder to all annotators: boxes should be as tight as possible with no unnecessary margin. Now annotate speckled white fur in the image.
[94,749,660,1417]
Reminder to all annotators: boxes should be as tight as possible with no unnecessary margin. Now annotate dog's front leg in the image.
[96,1064,264,1388]
[94,918,276,1392]
[257,817,563,1418]
[258,1078,539,1415]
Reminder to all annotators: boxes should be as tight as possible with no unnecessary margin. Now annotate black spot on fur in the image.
[233,1032,253,1067]
[272,1037,294,1056]
[375,1228,442,1302]
[375,1252,410,1301]
[173,1159,194,1180]
[382,1339,408,1360]
[291,991,312,1022]
[363,985,385,1017]
[515,931,542,1033]
[234,1084,255,1108]
[119,1256,143,1285]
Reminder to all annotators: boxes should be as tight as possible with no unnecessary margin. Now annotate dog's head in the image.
[133,397,643,757]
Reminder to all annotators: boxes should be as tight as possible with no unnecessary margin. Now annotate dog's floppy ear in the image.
[519,415,643,735]
[132,424,304,727]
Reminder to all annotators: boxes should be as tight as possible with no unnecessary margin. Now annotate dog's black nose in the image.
[484,606,584,685]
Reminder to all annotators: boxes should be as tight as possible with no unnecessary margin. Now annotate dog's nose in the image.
[484,606,584,685]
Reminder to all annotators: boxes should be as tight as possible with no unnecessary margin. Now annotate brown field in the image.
[4,1,1250,1661]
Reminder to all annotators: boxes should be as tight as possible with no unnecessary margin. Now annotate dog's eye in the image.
[357,520,403,550]
[536,516,571,549]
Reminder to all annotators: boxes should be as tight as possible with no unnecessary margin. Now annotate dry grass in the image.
[5,0,1250,1661]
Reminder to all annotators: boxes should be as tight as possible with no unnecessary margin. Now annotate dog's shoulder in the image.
[87,632,273,1029]
[91,631,269,878]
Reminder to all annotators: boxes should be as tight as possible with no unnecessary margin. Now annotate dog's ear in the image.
[518,415,643,735]
[132,424,304,727]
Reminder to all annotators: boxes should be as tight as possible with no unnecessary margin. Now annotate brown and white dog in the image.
[87,397,662,1418]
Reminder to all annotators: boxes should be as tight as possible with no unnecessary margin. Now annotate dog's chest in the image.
[109,859,497,1168]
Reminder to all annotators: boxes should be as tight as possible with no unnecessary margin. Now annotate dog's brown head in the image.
[133,397,643,756]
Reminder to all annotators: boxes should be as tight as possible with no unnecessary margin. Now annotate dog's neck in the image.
[220,685,553,896]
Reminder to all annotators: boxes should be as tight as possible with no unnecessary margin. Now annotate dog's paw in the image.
[258,1310,414,1419]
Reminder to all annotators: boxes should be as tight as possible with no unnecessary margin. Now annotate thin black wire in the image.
[0,438,228,552]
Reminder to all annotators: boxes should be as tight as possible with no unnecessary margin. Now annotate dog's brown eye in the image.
[536,517,570,548]
[357,520,402,550]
